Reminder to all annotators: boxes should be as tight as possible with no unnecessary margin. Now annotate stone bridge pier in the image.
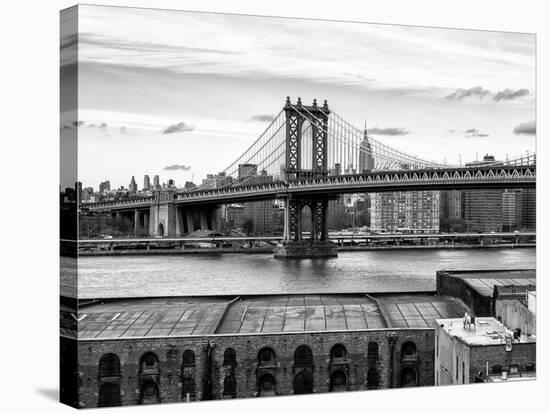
[274,195,337,258]
[148,190,221,237]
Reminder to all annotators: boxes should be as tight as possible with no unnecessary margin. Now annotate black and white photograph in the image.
[56,2,539,410]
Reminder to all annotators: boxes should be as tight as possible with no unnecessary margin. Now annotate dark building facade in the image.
[67,292,470,408]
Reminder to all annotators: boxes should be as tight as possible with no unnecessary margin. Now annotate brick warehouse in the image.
[60,269,535,408]
[62,293,469,407]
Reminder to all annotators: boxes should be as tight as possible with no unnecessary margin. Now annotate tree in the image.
[241,217,254,235]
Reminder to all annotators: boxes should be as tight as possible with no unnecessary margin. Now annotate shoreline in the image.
[77,243,535,257]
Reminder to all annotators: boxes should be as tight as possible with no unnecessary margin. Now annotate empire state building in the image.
[359,122,375,172]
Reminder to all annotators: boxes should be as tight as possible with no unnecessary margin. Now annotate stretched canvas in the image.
[60,4,536,408]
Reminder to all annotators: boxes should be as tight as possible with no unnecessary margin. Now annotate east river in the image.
[68,248,536,299]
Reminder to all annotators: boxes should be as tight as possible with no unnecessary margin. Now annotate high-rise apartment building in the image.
[370,191,440,233]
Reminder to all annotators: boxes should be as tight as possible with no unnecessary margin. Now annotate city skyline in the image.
[61,5,536,190]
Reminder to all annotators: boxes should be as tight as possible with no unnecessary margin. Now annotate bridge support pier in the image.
[274,196,337,258]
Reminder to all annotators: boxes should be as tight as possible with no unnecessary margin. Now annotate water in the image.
[72,248,536,299]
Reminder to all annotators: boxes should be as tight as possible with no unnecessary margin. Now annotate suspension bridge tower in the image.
[274,97,338,258]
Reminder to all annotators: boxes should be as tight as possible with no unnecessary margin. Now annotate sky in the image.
[60,5,536,190]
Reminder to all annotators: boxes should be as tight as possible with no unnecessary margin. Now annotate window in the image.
[401,367,417,387]
[140,380,160,404]
[456,356,459,381]
[491,365,503,375]
[525,363,535,372]
[401,342,417,360]
[223,375,237,398]
[223,348,237,367]
[330,344,347,363]
[367,368,379,389]
[294,345,313,368]
[293,371,313,394]
[98,383,121,407]
[99,353,120,378]
[367,342,379,360]
[258,374,276,396]
[182,377,196,401]
[509,365,519,375]
[329,370,347,392]
[258,347,276,366]
[462,362,465,383]
[140,352,159,374]
[182,350,195,367]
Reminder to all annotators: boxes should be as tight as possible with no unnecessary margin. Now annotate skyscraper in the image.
[143,175,151,191]
[129,176,137,194]
[359,123,375,173]
[153,175,160,190]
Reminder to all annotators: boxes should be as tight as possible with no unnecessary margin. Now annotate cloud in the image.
[513,120,536,135]
[493,88,530,101]
[162,122,194,134]
[450,127,489,137]
[250,114,276,122]
[367,127,410,136]
[445,86,490,100]
[164,164,192,171]
[119,126,127,134]
[87,122,108,131]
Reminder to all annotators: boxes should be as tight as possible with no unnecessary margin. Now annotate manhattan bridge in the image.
[87,97,536,257]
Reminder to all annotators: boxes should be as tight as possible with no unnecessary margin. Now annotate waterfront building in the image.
[521,188,536,231]
[370,191,439,234]
[435,269,536,385]
[67,292,467,407]
[223,204,245,229]
[502,189,522,232]
[464,189,503,233]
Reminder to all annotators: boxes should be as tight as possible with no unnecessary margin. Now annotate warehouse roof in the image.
[68,293,471,340]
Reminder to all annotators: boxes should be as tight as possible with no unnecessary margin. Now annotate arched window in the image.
[258,347,276,366]
[330,344,347,363]
[182,350,195,367]
[140,380,160,404]
[140,352,159,374]
[329,370,347,392]
[401,367,417,387]
[223,348,237,367]
[98,383,121,407]
[294,345,313,368]
[401,342,417,361]
[367,368,379,389]
[223,374,237,398]
[367,342,379,360]
[293,371,313,394]
[182,377,196,401]
[99,353,120,378]
[258,373,276,397]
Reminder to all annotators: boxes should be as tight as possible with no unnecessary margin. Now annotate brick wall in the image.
[76,328,434,408]
[468,342,536,382]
